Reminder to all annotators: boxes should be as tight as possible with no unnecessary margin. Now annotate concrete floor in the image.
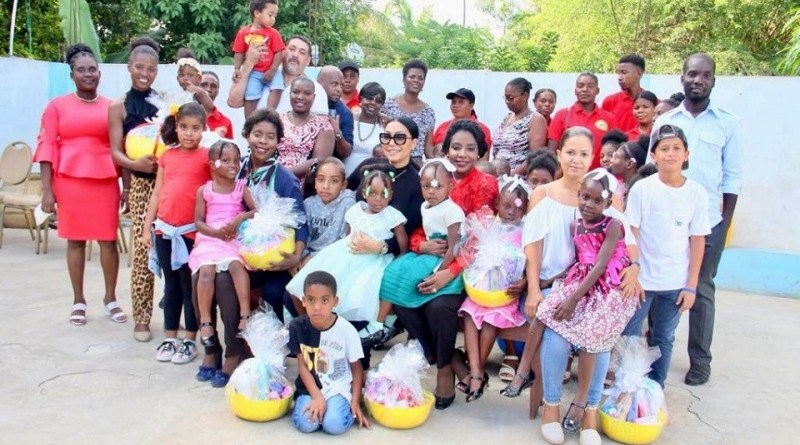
[1,230,797,445]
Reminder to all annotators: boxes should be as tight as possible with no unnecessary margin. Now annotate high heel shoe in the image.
[500,370,534,398]
[199,322,216,347]
[562,401,587,433]
[236,315,251,338]
[466,372,489,403]
[434,393,456,410]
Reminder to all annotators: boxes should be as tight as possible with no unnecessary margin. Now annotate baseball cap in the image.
[338,60,359,73]
[649,124,688,152]
[446,88,476,103]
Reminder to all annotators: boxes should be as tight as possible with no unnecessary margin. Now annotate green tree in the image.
[87,0,151,61]
[2,0,64,60]
[779,9,800,75]
[59,0,102,59]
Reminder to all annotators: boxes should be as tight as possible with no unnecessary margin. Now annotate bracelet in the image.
[681,287,697,295]
[630,261,640,268]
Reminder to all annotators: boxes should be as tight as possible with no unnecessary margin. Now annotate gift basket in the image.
[226,308,293,422]
[238,184,304,270]
[364,340,434,429]
[457,207,526,307]
[124,90,194,160]
[600,336,668,444]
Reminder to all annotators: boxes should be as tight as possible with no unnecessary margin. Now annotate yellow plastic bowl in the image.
[225,386,293,422]
[366,392,434,430]
[241,229,295,270]
[125,123,167,160]
[599,410,667,445]
[463,279,516,308]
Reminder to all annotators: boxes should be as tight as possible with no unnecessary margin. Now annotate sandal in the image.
[499,355,519,382]
[69,303,87,326]
[200,321,216,347]
[103,301,128,323]
[466,372,489,403]
[236,315,251,338]
[562,401,588,433]
[456,375,471,394]
[500,370,534,398]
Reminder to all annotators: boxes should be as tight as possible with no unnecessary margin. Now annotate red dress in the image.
[34,94,119,241]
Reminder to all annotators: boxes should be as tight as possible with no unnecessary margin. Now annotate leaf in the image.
[58,0,103,61]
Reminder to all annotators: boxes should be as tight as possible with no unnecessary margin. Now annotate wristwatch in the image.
[380,242,389,255]
[335,132,343,141]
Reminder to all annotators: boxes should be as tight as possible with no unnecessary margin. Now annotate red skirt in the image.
[53,175,120,241]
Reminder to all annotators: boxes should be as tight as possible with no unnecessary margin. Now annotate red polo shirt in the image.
[207,107,233,139]
[548,102,619,170]
[601,91,636,132]
[344,90,360,110]
[433,117,493,150]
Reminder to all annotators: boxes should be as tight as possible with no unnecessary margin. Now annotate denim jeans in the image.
[622,289,683,387]
[540,327,610,408]
[293,394,354,435]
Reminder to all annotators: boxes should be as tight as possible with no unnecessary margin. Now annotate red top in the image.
[232,26,286,72]
[625,127,649,142]
[34,94,117,179]
[345,91,360,110]
[433,116,493,150]
[601,91,637,133]
[410,166,499,275]
[156,148,211,236]
[207,107,234,139]
[548,102,619,170]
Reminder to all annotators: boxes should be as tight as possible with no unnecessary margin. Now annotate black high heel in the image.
[236,315,251,338]
[466,372,489,403]
[561,401,587,433]
[435,393,456,410]
[500,370,534,398]
[200,322,216,347]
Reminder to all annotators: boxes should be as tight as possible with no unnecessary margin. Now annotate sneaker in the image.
[156,340,177,362]
[374,325,404,350]
[171,340,198,364]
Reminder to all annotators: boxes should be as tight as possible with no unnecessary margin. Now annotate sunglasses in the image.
[379,132,409,145]
[362,96,384,105]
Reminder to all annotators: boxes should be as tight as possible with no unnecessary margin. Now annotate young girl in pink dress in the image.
[457,177,530,403]
[188,140,256,347]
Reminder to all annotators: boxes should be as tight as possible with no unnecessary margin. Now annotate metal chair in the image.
[0,142,48,253]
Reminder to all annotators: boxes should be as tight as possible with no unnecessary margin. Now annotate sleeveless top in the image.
[493,111,534,169]
[123,87,159,179]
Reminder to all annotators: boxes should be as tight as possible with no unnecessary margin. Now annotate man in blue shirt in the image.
[317,66,354,161]
[651,53,742,386]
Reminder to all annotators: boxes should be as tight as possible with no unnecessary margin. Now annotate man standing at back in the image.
[602,54,646,132]
[652,53,742,386]
[317,66,354,160]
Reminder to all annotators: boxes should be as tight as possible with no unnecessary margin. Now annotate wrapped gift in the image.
[239,184,304,270]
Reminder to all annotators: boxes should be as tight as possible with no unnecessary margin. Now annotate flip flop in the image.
[69,303,87,326]
[103,301,128,323]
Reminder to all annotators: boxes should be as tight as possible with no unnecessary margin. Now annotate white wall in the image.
[2,57,797,253]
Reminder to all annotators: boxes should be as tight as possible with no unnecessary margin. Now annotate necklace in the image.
[356,119,378,142]
[74,92,99,103]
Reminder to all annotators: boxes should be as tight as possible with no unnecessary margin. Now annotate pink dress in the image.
[459,223,527,330]
[188,180,247,274]
[536,216,637,353]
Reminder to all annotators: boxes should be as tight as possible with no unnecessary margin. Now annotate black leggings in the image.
[192,271,247,359]
[249,270,296,322]
[155,235,197,332]
[393,293,464,369]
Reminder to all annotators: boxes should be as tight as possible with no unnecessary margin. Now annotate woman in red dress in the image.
[35,44,125,326]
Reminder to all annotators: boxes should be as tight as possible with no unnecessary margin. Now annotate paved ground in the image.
[1,230,797,445]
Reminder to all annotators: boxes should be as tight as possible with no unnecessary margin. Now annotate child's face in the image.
[212,146,241,180]
[372,144,385,158]
[420,165,452,207]
[315,163,346,205]
[633,98,655,126]
[496,191,526,224]
[599,143,616,169]
[578,180,611,223]
[610,146,632,176]
[254,4,278,28]
[176,115,205,149]
[652,137,688,174]
[534,91,556,117]
[364,176,391,214]
[177,65,201,90]
[526,167,553,189]
[246,121,279,162]
[302,284,338,328]
[491,159,511,177]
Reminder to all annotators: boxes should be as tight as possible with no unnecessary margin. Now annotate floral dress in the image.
[536,216,637,353]
[493,111,533,170]
[277,113,333,168]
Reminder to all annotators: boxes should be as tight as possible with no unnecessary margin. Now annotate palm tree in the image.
[779,9,800,75]
[59,0,102,60]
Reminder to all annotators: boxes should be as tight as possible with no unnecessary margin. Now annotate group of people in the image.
[35,1,741,440]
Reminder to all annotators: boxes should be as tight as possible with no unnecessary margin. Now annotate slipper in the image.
[499,355,519,382]
[103,301,128,323]
[69,303,87,326]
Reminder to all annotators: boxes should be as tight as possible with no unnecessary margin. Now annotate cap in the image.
[338,60,359,73]
[649,124,688,152]
[445,88,475,103]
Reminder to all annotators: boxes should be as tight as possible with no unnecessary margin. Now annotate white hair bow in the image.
[421,158,456,188]
[583,168,619,199]
[177,57,202,74]
[498,174,533,198]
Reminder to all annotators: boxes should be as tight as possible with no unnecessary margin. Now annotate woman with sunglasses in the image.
[344,82,387,176]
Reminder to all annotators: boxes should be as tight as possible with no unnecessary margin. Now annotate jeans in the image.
[541,327,610,408]
[155,234,197,332]
[293,394,354,435]
[622,289,683,387]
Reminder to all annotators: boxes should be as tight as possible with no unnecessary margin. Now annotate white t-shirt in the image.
[344,120,382,175]
[421,198,465,239]
[288,315,364,402]
[274,76,329,115]
[625,175,711,291]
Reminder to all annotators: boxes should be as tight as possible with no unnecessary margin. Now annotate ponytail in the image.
[160,102,206,146]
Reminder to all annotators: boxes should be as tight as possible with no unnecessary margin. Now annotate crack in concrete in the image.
[669,383,722,434]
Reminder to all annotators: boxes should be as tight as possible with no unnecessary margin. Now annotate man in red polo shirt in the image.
[201,71,234,139]
[601,54,645,133]
[433,88,492,157]
[338,60,361,111]
[548,73,619,169]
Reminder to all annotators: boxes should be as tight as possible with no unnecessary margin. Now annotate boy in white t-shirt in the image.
[289,271,370,434]
[622,124,711,387]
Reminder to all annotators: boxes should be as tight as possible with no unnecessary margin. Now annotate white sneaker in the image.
[171,340,198,364]
[156,339,178,362]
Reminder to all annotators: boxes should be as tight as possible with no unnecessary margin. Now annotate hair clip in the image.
[363,169,370,177]
[498,174,533,198]
[214,160,222,168]
[430,178,440,188]
[514,198,523,208]
[365,186,371,197]
[600,190,610,199]
[583,168,618,200]
[169,103,180,117]
[383,188,390,199]
[388,171,396,181]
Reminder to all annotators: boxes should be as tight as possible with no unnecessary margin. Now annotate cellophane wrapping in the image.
[238,184,305,269]
[457,207,526,292]
[365,340,429,408]
[601,336,667,424]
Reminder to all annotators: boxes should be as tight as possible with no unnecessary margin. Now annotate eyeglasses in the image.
[362,96,384,105]
[379,133,409,145]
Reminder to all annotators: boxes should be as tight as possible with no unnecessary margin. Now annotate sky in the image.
[372,0,502,35]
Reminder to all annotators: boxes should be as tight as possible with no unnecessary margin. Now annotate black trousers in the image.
[192,271,247,359]
[155,235,197,332]
[393,293,464,369]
